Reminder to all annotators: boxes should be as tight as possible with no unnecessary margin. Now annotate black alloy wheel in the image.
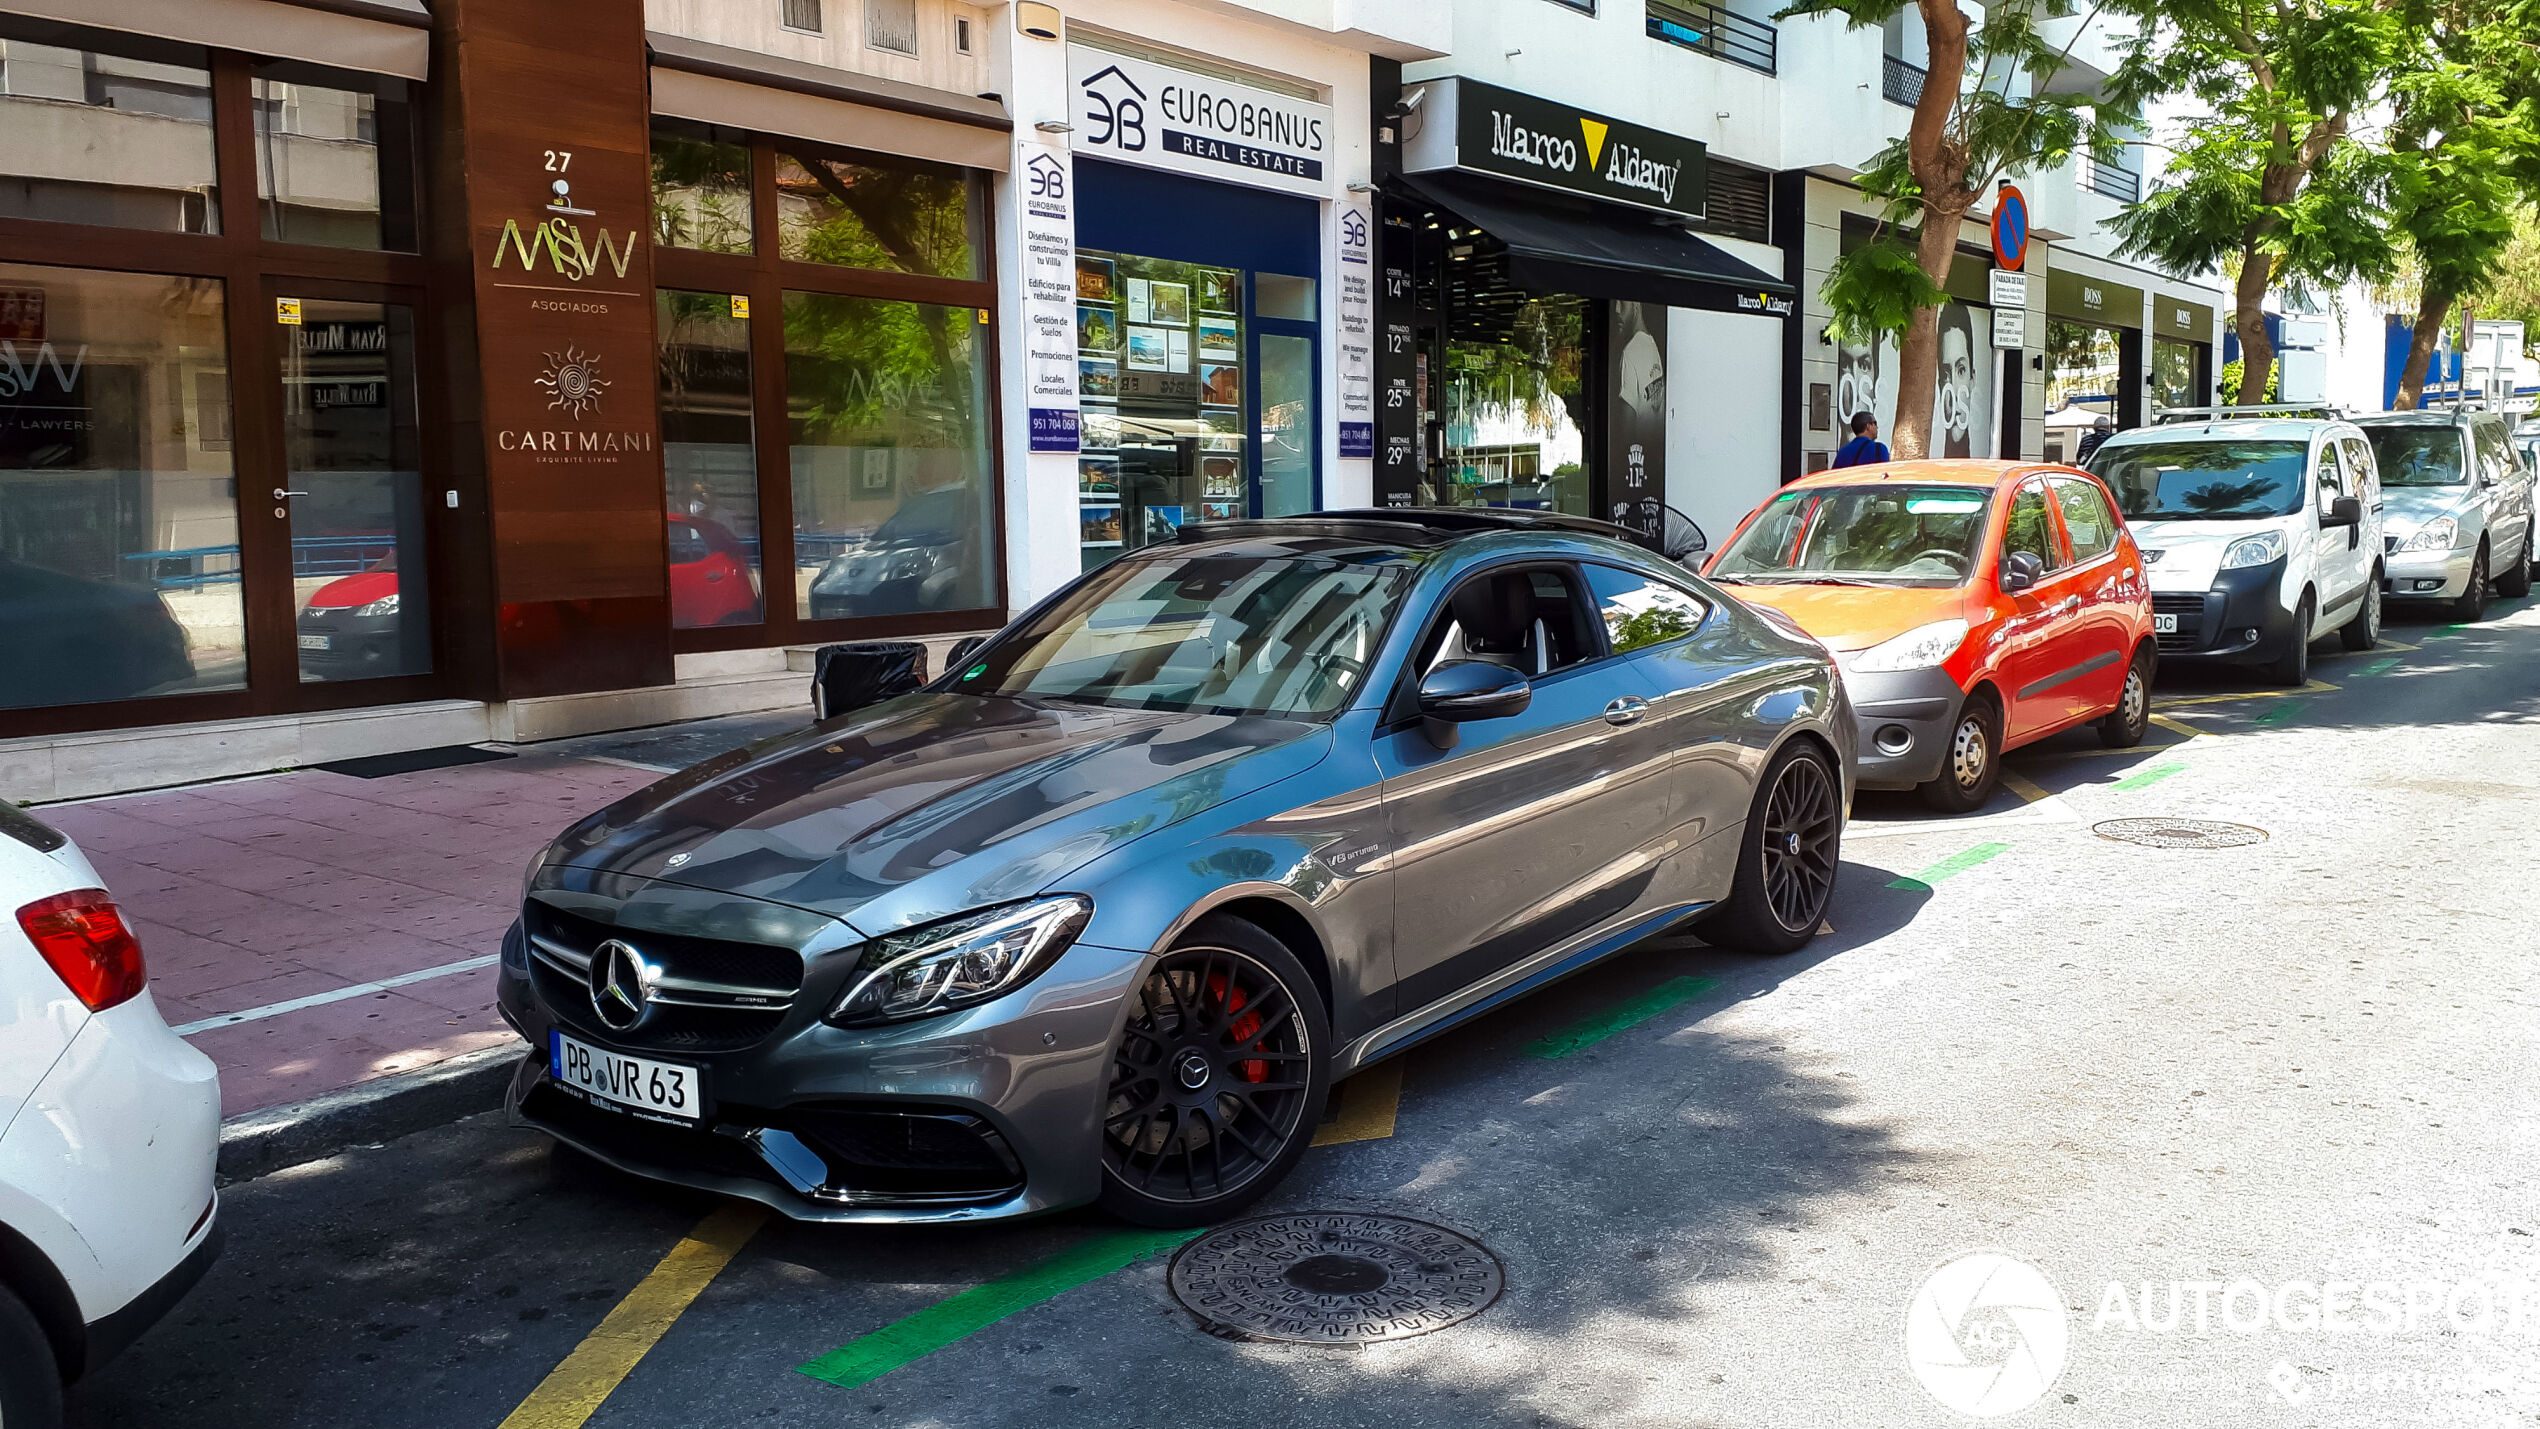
[1760,752,1842,934]
[1707,741,1842,956]
[1098,919,1328,1227]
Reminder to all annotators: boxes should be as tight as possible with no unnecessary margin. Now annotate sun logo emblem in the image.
[534,347,608,418]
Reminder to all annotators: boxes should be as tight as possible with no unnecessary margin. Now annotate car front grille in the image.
[2150,592,2209,652]
[524,902,802,1053]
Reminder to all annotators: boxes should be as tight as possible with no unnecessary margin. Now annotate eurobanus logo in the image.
[1080,63,1149,153]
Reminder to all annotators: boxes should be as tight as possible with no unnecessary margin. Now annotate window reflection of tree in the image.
[649,127,752,254]
[1448,298,1586,437]
[775,148,973,279]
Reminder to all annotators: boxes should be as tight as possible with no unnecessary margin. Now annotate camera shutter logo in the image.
[1904,1252,2069,1417]
[588,939,655,1031]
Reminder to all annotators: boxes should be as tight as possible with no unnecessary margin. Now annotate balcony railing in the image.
[2080,155,2141,202]
[1646,0,1778,76]
[1882,54,1926,106]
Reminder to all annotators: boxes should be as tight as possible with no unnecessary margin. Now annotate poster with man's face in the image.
[1607,301,1667,538]
[1865,301,1994,459]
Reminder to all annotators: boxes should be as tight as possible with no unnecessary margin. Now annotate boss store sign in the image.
[1069,45,1333,200]
[1401,77,1708,222]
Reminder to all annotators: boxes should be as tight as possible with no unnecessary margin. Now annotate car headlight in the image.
[2395,517,2459,553]
[522,843,553,898]
[827,895,1091,1028]
[2220,531,2286,569]
[1847,619,1969,674]
[352,593,400,618]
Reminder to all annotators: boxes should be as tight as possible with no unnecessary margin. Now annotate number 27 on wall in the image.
[543,150,573,173]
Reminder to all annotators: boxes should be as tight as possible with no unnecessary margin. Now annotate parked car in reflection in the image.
[2355,410,2535,619]
[1707,461,2156,813]
[499,509,1850,1229]
[0,803,221,1429]
[0,557,193,711]
[805,488,976,621]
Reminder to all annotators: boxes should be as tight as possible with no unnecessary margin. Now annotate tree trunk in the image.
[1892,214,1962,459]
[2393,287,2452,411]
[2228,239,2275,406]
[1892,0,1972,460]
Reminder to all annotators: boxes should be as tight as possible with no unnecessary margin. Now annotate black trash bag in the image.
[811,641,929,720]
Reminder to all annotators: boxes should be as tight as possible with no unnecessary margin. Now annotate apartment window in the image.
[252,61,421,252]
[780,0,823,35]
[868,0,919,55]
[0,19,218,234]
[1544,0,1597,10]
[956,17,974,53]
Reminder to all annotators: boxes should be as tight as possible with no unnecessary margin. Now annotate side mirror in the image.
[2000,550,2045,594]
[811,640,928,720]
[1415,660,1532,750]
[2322,495,2362,529]
[946,635,988,668]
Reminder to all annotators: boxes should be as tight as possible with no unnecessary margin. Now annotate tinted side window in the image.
[2050,478,2119,562]
[2004,482,2064,571]
[1583,564,1710,654]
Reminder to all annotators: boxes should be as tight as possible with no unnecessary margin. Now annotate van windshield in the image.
[2087,440,2309,521]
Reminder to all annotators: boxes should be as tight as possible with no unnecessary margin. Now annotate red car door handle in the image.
[2057,596,2082,615]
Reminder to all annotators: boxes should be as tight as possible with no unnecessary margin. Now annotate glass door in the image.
[255,289,435,693]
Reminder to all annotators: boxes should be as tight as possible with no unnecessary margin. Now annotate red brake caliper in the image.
[1205,972,1268,1083]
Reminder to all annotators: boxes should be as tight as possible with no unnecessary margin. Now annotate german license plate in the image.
[298,634,331,650]
[2152,613,2179,634]
[548,1029,700,1123]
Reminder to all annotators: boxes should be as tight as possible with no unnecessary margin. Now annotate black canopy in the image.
[1393,171,1793,317]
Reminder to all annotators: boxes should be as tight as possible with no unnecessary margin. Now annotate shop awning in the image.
[1394,172,1793,317]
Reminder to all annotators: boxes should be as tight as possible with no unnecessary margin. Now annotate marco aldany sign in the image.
[1069,45,1332,199]
[1402,77,1707,221]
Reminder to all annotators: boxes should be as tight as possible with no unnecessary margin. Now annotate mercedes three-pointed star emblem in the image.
[588,938,654,1032]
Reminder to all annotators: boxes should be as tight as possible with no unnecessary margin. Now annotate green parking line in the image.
[797,1227,1200,1389]
[2253,701,2304,726]
[2113,763,2186,791]
[1886,842,2010,892]
[2357,657,2401,677]
[1526,975,1719,1059]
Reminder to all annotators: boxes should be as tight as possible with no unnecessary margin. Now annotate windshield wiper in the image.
[1746,574,1894,586]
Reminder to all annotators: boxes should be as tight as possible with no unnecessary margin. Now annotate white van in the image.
[2084,417,2385,685]
[0,803,221,1429]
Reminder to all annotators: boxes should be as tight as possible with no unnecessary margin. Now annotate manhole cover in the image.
[2092,817,2268,849]
[1167,1212,1503,1344]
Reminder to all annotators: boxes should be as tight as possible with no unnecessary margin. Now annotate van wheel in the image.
[1918,695,2002,814]
[0,1283,64,1429]
[2498,536,2532,599]
[2263,595,2312,686]
[2339,574,2381,651]
[2098,648,2152,748]
[2451,544,2490,622]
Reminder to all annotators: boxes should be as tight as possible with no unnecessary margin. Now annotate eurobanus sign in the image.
[1402,77,1708,222]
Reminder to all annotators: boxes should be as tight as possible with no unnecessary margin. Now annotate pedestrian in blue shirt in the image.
[1831,412,1889,468]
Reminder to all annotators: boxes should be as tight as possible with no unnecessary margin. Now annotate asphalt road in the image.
[76,596,2540,1429]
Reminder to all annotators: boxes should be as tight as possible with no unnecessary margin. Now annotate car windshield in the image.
[2088,440,2308,520]
[955,551,1412,718]
[2363,426,2468,487]
[1709,484,1993,587]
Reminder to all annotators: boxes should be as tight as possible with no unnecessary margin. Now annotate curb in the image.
[216,1041,527,1182]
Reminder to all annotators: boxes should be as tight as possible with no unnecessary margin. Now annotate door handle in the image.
[273,487,309,500]
[2057,596,2082,615]
[1604,696,1650,726]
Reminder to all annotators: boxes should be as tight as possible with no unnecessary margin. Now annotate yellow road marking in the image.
[2154,679,2338,708]
[2361,638,2419,652]
[498,1201,768,1429]
[1998,768,2052,804]
[1312,1057,1404,1146]
[2149,713,2203,739]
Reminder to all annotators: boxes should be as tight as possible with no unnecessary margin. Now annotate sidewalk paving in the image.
[36,710,807,1119]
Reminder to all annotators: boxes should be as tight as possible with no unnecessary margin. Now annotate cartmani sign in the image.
[1402,77,1708,221]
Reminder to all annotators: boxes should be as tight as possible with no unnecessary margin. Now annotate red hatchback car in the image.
[1706,460,2158,812]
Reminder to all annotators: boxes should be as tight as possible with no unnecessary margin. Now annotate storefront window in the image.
[774,146,979,279]
[281,299,429,683]
[785,292,994,620]
[2151,336,2200,417]
[658,290,763,628]
[1075,250,1249,568]
[253,63,420,251]
[2044,320,2123,463]
[0,22,218,235]
[651,119,754,255]
[1439,296,1589,514]
[0,263,243,709]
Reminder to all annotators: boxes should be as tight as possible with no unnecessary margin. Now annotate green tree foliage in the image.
[2382,0,2540,407]
[1775,0,2153,456]
[2107,0,2406,405]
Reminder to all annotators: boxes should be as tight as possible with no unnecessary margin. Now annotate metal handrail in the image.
[1646,0,1778,76]
[1883,54,1926,106]
[2080,155,2140,202]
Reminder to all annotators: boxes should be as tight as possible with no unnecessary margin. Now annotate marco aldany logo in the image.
[1905,1252,2070,1417]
